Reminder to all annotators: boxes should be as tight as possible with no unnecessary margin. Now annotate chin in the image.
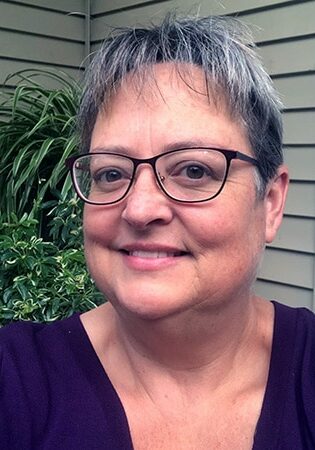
[96,277,178,318]
[111,290,190,322]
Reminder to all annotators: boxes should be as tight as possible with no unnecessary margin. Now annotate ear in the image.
[264,165,289,244]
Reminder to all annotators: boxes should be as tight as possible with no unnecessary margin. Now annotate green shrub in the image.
[0,69,106,325]
[0,69,80,231]
[44,187,84,249]
[0,213,104,326]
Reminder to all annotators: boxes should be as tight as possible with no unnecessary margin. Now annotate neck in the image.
[82,295,273,398]
[109,295,270,387]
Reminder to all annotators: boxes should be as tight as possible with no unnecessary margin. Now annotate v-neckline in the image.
[63,300,298,450]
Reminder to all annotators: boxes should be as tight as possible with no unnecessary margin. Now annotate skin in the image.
[81,64,289,448]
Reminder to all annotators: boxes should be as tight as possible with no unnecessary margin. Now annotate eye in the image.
[170,161,213,180]
[92,166,132,184]
[91,166,132,194]
[96,169,123,183]
[184,165,207,179]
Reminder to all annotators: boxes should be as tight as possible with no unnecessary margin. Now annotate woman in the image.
[1,14,315,450]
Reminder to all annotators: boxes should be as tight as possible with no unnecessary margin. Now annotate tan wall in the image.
[0,0,86,86]
[90,0,315,311]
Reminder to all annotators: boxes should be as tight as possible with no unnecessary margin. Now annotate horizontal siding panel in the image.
[91,3,181,41]
[92,0,293,16]
[274,75,315,109]
[92,0,294,40]
[14,0,85,13]
[91,42,104,52]
[92,22,315,78]
[284,147,315,181]
[92,24,315,61]
[270,216,315,253]
[258,247,314,289]
[0,2,84,41]
[92,0,162,15]
[201,0,297,15]
[241,2,315,43]
[255,279,313,310]
[0,60,84,86]
[0,30,84,68]
[283,111,315,145]
[183,0,294,15]
[258,38,315,75]
[285,182,315,218]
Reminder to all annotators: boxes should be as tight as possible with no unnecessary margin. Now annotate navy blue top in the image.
[0,301,315,449]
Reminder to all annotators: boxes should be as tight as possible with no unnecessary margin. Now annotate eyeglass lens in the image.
[73,149,228,204]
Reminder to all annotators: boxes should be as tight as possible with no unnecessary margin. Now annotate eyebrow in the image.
[90,145,131,154]
[90,139,232,155]
[163,139,231,152]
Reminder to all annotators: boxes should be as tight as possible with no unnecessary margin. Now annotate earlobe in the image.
[265,165,289,244]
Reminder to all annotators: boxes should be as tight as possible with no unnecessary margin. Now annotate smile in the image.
[122,250,185,258]
[119,247,189,271]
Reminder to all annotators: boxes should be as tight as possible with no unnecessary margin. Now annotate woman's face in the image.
[84,64,279,320]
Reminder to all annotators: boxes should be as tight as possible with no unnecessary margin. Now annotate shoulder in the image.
[0,316,80,395]
[273,301,315,408]
[0,315,80,372]
[273,300,315,340]
[248,303,315,448]
[0,316,81,447]
[0,320,45,380]
[268,302,315,446]
[0,316,133,449]
[0,319,45,351]
[272,301,315,361]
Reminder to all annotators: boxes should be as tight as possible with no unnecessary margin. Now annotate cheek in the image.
[185,204,239,251]
[83,207,121,292]
[83,205,119,244]
[186,199,265,261]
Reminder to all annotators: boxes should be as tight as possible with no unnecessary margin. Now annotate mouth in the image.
[120,249,187,258]
[117,245,190,270]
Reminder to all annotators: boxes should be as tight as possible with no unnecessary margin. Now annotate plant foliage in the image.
[0,69,80,226]
[0,69,104,325]
[0,213,104,326]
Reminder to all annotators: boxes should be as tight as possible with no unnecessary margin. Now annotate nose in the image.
[121,166,174,230]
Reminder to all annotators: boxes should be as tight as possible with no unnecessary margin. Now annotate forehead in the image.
[91,63,250,154]
[103,63,230,115]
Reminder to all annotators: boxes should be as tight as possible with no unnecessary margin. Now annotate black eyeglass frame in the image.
[66,147,259,205]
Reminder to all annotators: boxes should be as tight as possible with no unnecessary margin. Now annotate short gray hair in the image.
[78,14,283,197]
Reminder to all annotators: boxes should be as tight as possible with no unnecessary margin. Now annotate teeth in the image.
[129,250,176,258]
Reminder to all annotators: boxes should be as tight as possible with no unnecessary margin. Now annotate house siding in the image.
[0,0,86,86]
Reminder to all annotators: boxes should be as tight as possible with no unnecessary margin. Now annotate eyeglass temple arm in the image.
[235,151,259,166]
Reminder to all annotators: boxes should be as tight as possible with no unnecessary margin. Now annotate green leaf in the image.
[0,68,80,230]
[15,281,30,301]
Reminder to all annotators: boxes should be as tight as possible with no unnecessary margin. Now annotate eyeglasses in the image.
[66,147,258,205]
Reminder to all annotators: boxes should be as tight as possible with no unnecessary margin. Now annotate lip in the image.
[117,243,190,271]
